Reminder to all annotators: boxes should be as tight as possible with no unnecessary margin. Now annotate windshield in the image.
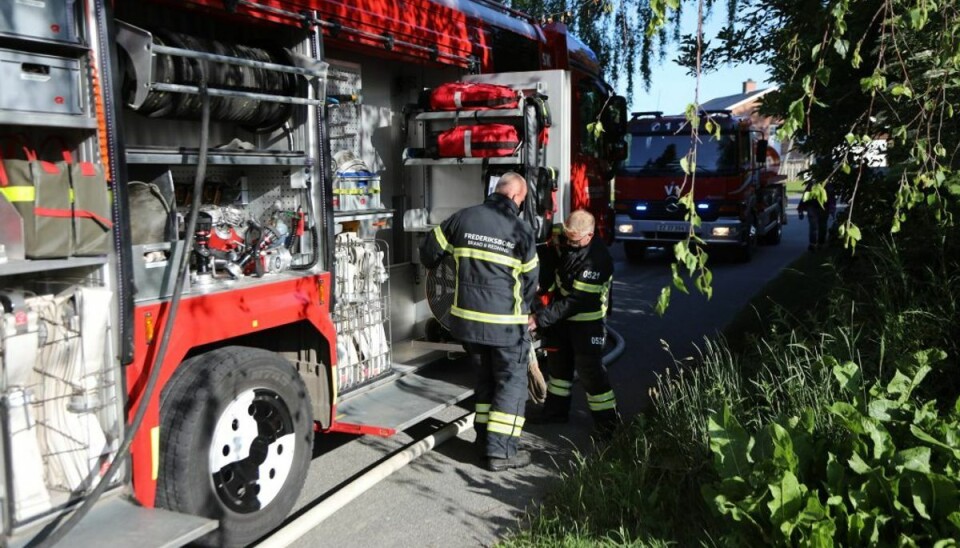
[623,133,738,174]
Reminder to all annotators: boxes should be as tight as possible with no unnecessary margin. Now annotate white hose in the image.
[258,327,623,547]
[258,413,476,548]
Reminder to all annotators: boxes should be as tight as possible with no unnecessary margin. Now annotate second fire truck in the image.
[614,111,785,262]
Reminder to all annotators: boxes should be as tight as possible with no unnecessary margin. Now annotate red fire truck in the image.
[0,0,625,545]
[614,111,786,262]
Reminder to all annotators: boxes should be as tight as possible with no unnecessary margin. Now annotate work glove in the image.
[527,347,547,404]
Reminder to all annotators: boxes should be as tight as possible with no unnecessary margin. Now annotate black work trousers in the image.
[807,206,829,246]
[465,337,530,459]
[542,321,619,430]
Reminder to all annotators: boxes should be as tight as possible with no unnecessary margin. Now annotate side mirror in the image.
[601,95,628,136]
[756,139,769,164]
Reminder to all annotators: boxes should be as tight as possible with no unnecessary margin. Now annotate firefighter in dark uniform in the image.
[419,172,539,471]
[529,209,621,437]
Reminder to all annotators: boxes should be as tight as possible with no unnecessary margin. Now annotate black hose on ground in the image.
[602,325,625,367]
[33,71,212,548]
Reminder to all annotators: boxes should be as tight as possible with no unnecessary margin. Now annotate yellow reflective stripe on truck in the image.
[0,186,34,202]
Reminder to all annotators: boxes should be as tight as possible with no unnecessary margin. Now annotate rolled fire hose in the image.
[257,325,625,547]
[35,59,213,548]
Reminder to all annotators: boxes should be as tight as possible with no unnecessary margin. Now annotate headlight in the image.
[712,227,731,237]
[618,224,634,234]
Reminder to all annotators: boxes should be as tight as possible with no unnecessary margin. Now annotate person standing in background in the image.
[798,180,836,251]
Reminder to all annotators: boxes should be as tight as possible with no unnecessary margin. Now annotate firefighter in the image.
[798,179,837,252]
[528,209,621,439]
[419,172,539,471]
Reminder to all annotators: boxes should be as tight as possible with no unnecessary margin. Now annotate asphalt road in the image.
[282,200,808,548]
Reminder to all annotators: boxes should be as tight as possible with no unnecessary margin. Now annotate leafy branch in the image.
[654,0,714,316]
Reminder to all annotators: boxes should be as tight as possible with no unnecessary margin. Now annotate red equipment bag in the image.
[436,124,520,158]
[429,83,520,111]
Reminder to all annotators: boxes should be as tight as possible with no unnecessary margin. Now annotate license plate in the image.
[656,223,688,232]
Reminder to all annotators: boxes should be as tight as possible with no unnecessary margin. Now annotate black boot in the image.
[486,450,532,471]
[591,409,623,444]
[473,428,488,457]
[527,394,570,424]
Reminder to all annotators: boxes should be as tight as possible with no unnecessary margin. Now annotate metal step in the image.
[9,494,217,548]
[335,343,474,433]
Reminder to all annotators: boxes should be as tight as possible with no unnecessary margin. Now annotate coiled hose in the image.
[34,67,212,548]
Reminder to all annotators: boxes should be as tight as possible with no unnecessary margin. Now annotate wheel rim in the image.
[209,388,296,513]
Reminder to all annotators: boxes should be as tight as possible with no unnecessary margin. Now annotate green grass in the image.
[786,179,806,194]
[500,214,960,546]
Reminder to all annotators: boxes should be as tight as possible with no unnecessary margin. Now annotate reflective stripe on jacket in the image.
[419,193,539,346]
[537,234,613,329]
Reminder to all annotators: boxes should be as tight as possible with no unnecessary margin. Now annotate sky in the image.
[624,7,772,115]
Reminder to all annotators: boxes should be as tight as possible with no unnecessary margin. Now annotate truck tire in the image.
[623,241,647,263]
[735,216,758,262]
[760,218,782,245]
[156,346,313,547]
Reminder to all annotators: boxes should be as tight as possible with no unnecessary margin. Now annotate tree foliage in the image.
[505,0,737,95]
[510,0,959,234]
[509,0,959,309]
[714,0,960,246]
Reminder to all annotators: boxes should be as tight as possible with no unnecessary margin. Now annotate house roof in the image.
[700,87,777,112]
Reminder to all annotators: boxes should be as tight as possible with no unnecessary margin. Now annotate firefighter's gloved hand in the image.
[527,314,538,333]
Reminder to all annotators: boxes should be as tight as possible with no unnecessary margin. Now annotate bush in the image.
[704,352,960,546]
[503,217,960,546]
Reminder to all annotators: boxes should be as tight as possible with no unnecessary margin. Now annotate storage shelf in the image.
[0,34,90,55]
[334,173,381,180]
[334,209,394,223]
[150,267,322,302]
[0,111,97,129]
[403,156,521,166]
[414,108,523,121]
[0,256,107,277]
[126,147,312,166]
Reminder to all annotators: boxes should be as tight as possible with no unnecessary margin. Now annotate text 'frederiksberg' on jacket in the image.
[419,192,539,346]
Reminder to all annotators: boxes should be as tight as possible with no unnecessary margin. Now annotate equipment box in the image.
[0,48,82,116]
[132,241,188,302]
[0,0,79,44]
